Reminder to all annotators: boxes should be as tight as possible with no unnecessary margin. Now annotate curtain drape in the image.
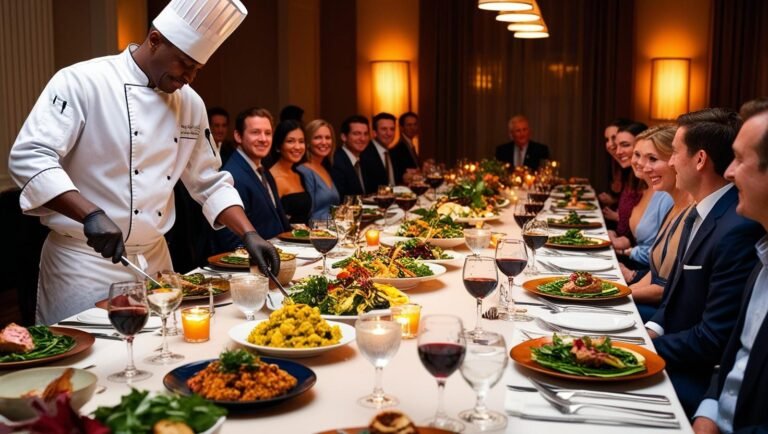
[419,0,634,189]
[709,0,768,110]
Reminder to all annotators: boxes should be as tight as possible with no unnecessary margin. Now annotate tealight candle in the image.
[365,229,380,246]
[181,306,211,343]
[390,303,421,339]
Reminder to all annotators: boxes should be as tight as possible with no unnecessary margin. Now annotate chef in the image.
[8,0,278,324]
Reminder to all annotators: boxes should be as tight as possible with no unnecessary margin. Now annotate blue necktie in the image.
[676,207,699,260]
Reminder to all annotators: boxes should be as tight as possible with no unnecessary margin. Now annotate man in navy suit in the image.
[213,108,290,252]
[391,111,421,184]
[494,115,550,170]
[331,115,370,199]
[646,108,765,416]
[693,99,768,434]
[361,112,396,191]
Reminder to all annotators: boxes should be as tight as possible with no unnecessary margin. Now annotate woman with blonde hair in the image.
[296,119,341,220]
[628,124,694,321]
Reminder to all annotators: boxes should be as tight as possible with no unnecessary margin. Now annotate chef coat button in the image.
[134,209,139,215]
[134,169,139,175]
[157,211,162,217]
[174,137,178,143]
[134,131,138,136]
[166,175,171,180]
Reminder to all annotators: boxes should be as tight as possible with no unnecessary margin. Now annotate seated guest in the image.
[208,106,235,165]
[361,112,396,190]
[603,123,648,237]
[331,115,370,198]
[693,98,768,434]
[612,126,674,281]
[268,120,312,224]
[646,108,765,417]
[297,119,340,220]
[494,114,550,170]
[628,125,694,321]
[280,104,305,124]
[212,108,290,252]
[391,111,421,184]
[598,117,633,208]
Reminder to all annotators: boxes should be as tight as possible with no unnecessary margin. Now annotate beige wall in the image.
[356,0,419,118]
[277,0,320,122]
[634,0,713,124]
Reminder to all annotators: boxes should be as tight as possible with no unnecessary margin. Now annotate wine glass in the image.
[332,205,353,249]
[374,185,395,227]
[309,218,339,276]
[345,195,364,244]
[107,281,151,383]
[495,238,533,322]
[426,167,444,201]
[525,196,545,215]
[459,331,508,431]
[463,256,498,338]
[418,315,467,432]
[523,219,549,275]
[145,273,184,365]
[512,202,534,230]
[229,273,268,320]
[394,192,417,223]
[463,228,491,256]
[355,313,402,408]
[409,178,429,208]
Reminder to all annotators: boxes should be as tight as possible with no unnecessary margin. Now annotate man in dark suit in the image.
[213,108,290,252]
[331,115,370,199]
[693,100,768,434]
[494,114,550,170]
[361,112,396,191]
[646,108,765,417]
[391,111,421,184]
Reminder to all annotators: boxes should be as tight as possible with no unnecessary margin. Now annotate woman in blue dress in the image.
[296,119,341,220]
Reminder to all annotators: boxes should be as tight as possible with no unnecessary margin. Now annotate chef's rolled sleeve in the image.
[201,184,244,230]
[18,167,78,216]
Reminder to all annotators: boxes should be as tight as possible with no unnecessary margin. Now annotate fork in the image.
[536,297,633,315]
[508,380,671,404]
[535,317,645,344]
[529,378,676,419]
[540,249,613,260]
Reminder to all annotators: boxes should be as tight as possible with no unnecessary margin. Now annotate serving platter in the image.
[163,357,317,409]
[369,263,447,290]
[522,276,631,302]
[228,320,356,358]
[0,327,94,369]
[510,337,665,382]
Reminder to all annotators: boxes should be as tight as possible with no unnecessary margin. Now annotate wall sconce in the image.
[650,58,690,120]
[496,0,541,22]
[371,60,411,116]
[478,0,533,11]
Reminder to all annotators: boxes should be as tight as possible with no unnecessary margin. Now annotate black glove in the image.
[243,231,280,276]
[83,209,125,264]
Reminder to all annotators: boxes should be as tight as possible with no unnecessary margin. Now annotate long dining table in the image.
[51,186,694,433]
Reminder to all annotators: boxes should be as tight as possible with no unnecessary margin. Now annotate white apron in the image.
[10,46,243,324]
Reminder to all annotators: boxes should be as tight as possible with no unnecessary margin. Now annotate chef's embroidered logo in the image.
[179,124,200,140]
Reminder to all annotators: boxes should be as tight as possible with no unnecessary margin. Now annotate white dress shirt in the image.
[342,146,365,191]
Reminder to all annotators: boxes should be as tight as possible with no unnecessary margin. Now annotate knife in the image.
[89,333,124,341]
[120,256,162,287]
[508,411,680,429]
[506,385,671,404]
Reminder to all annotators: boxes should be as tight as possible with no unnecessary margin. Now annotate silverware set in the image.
[538,248,613,260]
[534,317,645,344]
[535,297,633,315]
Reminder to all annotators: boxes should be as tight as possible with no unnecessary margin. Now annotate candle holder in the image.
[181,306,211,343]
[365,229,380,246]
[390,303,422,339]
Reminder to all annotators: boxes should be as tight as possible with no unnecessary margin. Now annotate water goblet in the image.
[229,273,268,320]
[463,228,491,256]
[107,281,152,383]
[462,256,498,338]
[309,218,339,276]
[495,238,532,321]
[418,315,467,432]
[146,273,184,365]
[355,313,402,408]
[459,331,508,431]
[522,219,549,275]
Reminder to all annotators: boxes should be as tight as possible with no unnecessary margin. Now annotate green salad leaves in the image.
[537,278,619,298]
[531,334,646,378]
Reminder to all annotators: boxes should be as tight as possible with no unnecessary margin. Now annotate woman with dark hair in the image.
[598,118,633,208]
[603,122,649,238]
[268,120,312,224]
[297,119,340,220]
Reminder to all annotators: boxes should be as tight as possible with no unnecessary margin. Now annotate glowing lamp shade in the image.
[371,61,411,116]
[496,0,541,22]
[507,18,546,32]
[650,58,690,120]
[478,0,533,11]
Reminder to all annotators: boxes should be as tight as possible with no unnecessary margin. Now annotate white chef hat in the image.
[153,0,247,64]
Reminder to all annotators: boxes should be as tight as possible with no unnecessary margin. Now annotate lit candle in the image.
[365,229,380,246]
[390,304,421,339]
[181,307,211,343]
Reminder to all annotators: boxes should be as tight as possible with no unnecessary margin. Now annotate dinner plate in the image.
[522,276,631,302]
[422,250,465,264]
[317,427,453,434]
[454,214,501,224]
[551,203,598,211]
[163,357,316,409]
[381,234,466,249]
[274,245,322,260]
[550,192,596,200]
[545,257,615,272]
[265,291,391,321]
[510,337,665,381]
[0,327,94,369]
[277,231,312,244]
[368,263,447,290]
[207,252,249,269]
[76,307,162,329]
[539,311,636,332]
[545,237,611,250]
[546,220,602,229]
[228,320,356,358]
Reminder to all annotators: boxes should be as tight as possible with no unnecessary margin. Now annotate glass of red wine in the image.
[394,192,418,223]
[418,315,467,432]
[512,202,534,230]
[522,219,549,275]
[107,281,151,383]
[463,256,498,338]
[309,218,339,276]
[495,238,533,321]
[374,185,395,226]
[409,180,429,208]
[426,168,444,201]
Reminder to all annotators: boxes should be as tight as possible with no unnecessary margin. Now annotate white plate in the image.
[497,198,511,208]
[370,263,447,290]
[228,320,356,358]
[423,250,465,264]
[454,215,501,224]
[421,237,466,249]
[265,292,390,321]
[275,245,322,260]
[546,257,615,272]
[76,308,162,329]
[539,311,635,332]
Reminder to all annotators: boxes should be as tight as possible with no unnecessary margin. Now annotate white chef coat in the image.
[9,45,243,324]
